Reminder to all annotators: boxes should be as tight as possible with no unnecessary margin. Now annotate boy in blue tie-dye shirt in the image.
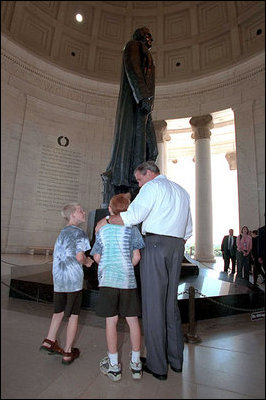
[40,203,94,365]
[91,193,145,382]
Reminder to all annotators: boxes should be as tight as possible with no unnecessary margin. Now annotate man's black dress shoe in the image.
[170,366,182,373]
[141,358,167,380]
[142,364,167,381]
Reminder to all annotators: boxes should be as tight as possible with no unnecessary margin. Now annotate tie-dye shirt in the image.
[90,224,145,289]
[53,225,91,292]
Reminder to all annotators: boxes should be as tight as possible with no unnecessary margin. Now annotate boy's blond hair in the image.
[61,203,79,221]
[109,193,131,215]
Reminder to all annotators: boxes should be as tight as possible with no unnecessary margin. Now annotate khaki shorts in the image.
[96,287,141,318]
[54,290,82,317]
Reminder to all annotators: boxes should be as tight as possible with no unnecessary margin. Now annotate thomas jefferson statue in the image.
[101,27,158,207]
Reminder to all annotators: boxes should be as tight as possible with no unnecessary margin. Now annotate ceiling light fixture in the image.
[75,13,83,23]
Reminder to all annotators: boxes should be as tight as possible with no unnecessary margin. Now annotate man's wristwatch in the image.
[106,216,110,224]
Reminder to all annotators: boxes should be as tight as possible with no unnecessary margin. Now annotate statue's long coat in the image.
[105,39,158,188]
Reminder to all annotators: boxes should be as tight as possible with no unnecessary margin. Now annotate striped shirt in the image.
[90,224,145,289]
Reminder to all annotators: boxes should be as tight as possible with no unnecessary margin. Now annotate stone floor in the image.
[1,254,265,399]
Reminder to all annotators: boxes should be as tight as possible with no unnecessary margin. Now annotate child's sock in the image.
[108,352,118,366]
[131,350,140,363]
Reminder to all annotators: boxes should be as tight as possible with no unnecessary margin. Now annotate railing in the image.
[177,286,265,343]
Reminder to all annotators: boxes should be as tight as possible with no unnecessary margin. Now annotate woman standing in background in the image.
[236,226,252,282]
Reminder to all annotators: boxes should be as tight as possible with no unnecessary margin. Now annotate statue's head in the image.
[133,27,153,49]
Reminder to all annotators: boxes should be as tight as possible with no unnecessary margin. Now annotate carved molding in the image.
[225,151,237,170]
[190,114,213,141]
[156,52,264,99]
[153,120,167,142]
[1,35,265,108]
[1,1,264,83]
[1,46,118,107]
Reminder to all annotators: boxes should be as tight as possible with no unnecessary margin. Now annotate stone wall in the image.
[1,35,118,252]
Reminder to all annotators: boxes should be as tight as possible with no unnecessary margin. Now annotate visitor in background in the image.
[236,226,252,282]
[221,228,237,274]
[257,223,265,284]
[250,230,264,285]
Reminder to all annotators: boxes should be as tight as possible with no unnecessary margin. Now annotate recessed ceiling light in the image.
[75,13,83,23]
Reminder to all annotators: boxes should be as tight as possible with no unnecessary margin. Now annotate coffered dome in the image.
[1,1,265,84]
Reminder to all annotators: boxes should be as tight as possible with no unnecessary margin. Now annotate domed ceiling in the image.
[1,1,265,84]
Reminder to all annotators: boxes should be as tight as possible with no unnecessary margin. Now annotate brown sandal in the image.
[62,348,80,365]
[39,338,64,355]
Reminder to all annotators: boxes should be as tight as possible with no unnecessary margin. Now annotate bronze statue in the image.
[101,27,158,207]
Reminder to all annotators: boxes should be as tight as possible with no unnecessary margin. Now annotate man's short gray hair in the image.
[134,161,160,175]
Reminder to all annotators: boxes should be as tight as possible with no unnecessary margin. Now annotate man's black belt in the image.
[145,232,182,239]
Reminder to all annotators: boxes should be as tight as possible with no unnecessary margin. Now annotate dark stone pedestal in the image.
[84,208,109,290]
[181,257,199,277]
[9,273,265,322]
[87,208,109,243]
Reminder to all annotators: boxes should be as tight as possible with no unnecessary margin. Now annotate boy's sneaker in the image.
[130,359,142,379]
[100,356,121,382]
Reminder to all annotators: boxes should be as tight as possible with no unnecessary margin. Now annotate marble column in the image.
[190,115,215,263]
[232,101,260,229]
[153,120,170,174]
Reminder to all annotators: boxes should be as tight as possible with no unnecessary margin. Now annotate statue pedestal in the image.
[84,208,109,290]
[87,208,109,243]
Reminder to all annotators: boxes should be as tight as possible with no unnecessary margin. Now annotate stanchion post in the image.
[184,286,201,343]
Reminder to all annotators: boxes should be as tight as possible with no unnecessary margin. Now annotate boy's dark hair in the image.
[109,193,131,215]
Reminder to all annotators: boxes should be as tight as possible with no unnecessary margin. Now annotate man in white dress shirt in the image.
[96,161,193,380]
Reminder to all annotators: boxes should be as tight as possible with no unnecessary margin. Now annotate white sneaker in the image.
[100,356,121,382]
[130,359,142,379]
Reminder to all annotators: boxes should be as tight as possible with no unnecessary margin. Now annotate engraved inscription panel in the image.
[36,144,81,210]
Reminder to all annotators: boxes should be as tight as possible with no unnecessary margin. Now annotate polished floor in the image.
[1,254,265,399]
